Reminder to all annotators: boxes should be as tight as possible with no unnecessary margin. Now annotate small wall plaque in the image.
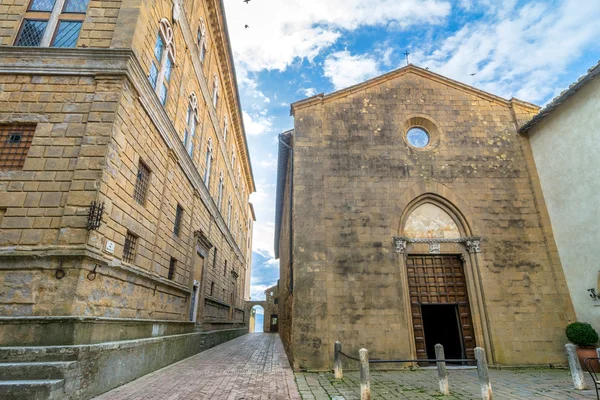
[105,240,115,254]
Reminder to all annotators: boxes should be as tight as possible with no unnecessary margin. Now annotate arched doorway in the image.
[398,197,482,363]
[250,305,264,333]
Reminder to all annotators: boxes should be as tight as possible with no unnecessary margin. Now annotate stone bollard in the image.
[565,344,587,390]
[435,344,450,395]
[475,347,493,400]
[334,341,343,379]
[359,348,371,400]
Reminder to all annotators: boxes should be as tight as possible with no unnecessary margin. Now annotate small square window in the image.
[174,204,183,236]
[51,21,82,48]
[63,0,90,13]
[15,20,48,47]
[0,125,35,171]
[168,257,177,280]
[123,231,138,264]
[133,161,151,205]
[29,0,56,12]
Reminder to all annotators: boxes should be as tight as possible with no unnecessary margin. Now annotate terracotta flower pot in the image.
[577,346,600,372]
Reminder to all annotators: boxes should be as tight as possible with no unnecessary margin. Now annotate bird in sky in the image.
[244,0,251,3]
[470,73,476,76]
[245,24,249,28]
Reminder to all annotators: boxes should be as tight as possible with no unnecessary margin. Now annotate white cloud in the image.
[224,0,451,73]
[412,0,600,103]
[258,153,277,170]
[243,110,273,135]
[300,87,317,97]
[323,50,382,90]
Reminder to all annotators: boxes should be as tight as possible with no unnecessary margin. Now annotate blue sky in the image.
[222,0,600,301]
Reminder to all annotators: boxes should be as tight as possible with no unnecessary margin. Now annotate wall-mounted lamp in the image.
[588,288,597,300]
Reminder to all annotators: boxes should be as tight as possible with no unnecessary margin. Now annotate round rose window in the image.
[406,127,430,148]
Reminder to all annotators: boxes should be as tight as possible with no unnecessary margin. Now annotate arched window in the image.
[223,116,228,143]
[237,168,241,188]
[234,212,239,239]
[149,19,176,106]
[227,197,232,227]
[212,74,219,107]
[197,19,207,63]
[184,93,198,157]
[231,146,236,169]
[204,137,213,187]
[217,171,224,209]
[241,182,245,201]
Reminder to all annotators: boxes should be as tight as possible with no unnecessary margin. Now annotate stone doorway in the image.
[270,315,279,333]
[407,255,475,362]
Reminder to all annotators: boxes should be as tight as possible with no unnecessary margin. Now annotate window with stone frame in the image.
[227,197,232,227]
[213,247,218,269]
[149,19,176,106]
[204,137,213,188]
[217,171,224,210]
[223,260,227,277]
[231,146,236,170]
[133,160,151,205]
[212,74,219,108]
[123,231,138,264]
[15,0,89,48]
[168,257,177,280]
[183,93,198,157]
[197,18,207,64]
[210,281,214,296]
[0,124,35,171]
[223,116,228,143]
[173,203,183,236]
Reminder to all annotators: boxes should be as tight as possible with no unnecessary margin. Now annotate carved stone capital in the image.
[466,237,482,253]
[393,236,408,253]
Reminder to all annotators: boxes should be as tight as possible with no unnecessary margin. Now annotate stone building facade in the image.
[0,0,254,397]
[520,61,600,335]
[275,65,576,371]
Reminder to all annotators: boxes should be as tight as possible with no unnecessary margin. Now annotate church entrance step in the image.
[0,379,64,400]
[0,361,77,380]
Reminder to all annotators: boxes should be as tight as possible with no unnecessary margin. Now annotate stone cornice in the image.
[0,47,246,262]
[393,236,482,254]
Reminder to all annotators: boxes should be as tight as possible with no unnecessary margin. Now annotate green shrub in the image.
[566,322,599,347]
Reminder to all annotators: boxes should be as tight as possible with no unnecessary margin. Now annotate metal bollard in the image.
[435,344,449,395]
[475,347,493,400]
[565,344,587,390]
[334,341,343,379]
[359,348,371,400]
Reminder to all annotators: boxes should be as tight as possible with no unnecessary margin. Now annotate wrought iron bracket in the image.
[87,201,105,231]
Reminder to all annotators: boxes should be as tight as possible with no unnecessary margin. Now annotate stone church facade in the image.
[275,65,576,371]
[0,0,254,397]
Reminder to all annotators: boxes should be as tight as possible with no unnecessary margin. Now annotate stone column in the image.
[334,341,343,379]
[565,344,587,390]
[435,344,449,395]
[359,348,371,400]
[475,347,493,400]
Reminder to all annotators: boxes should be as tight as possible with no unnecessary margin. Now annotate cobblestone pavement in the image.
[95,333,301,400]
[295,368,598,399]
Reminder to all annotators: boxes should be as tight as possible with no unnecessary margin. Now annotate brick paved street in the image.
[95,333,300,400]
[296,367,598,399]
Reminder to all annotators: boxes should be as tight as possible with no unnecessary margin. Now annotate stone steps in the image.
[0,346,80,362]
[0,379,65,400]
[0,361,77,380]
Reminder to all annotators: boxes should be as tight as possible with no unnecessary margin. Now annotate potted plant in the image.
[566,322,599,371]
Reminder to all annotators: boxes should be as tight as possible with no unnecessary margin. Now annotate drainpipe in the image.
[279,134,293,293]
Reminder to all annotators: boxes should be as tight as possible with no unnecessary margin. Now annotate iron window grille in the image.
[15,0,89,48]
[0,125,35,171]
[133,160,150,205]
[174,204,183,236]
[123,231,138,264]
[168,257,177,280]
